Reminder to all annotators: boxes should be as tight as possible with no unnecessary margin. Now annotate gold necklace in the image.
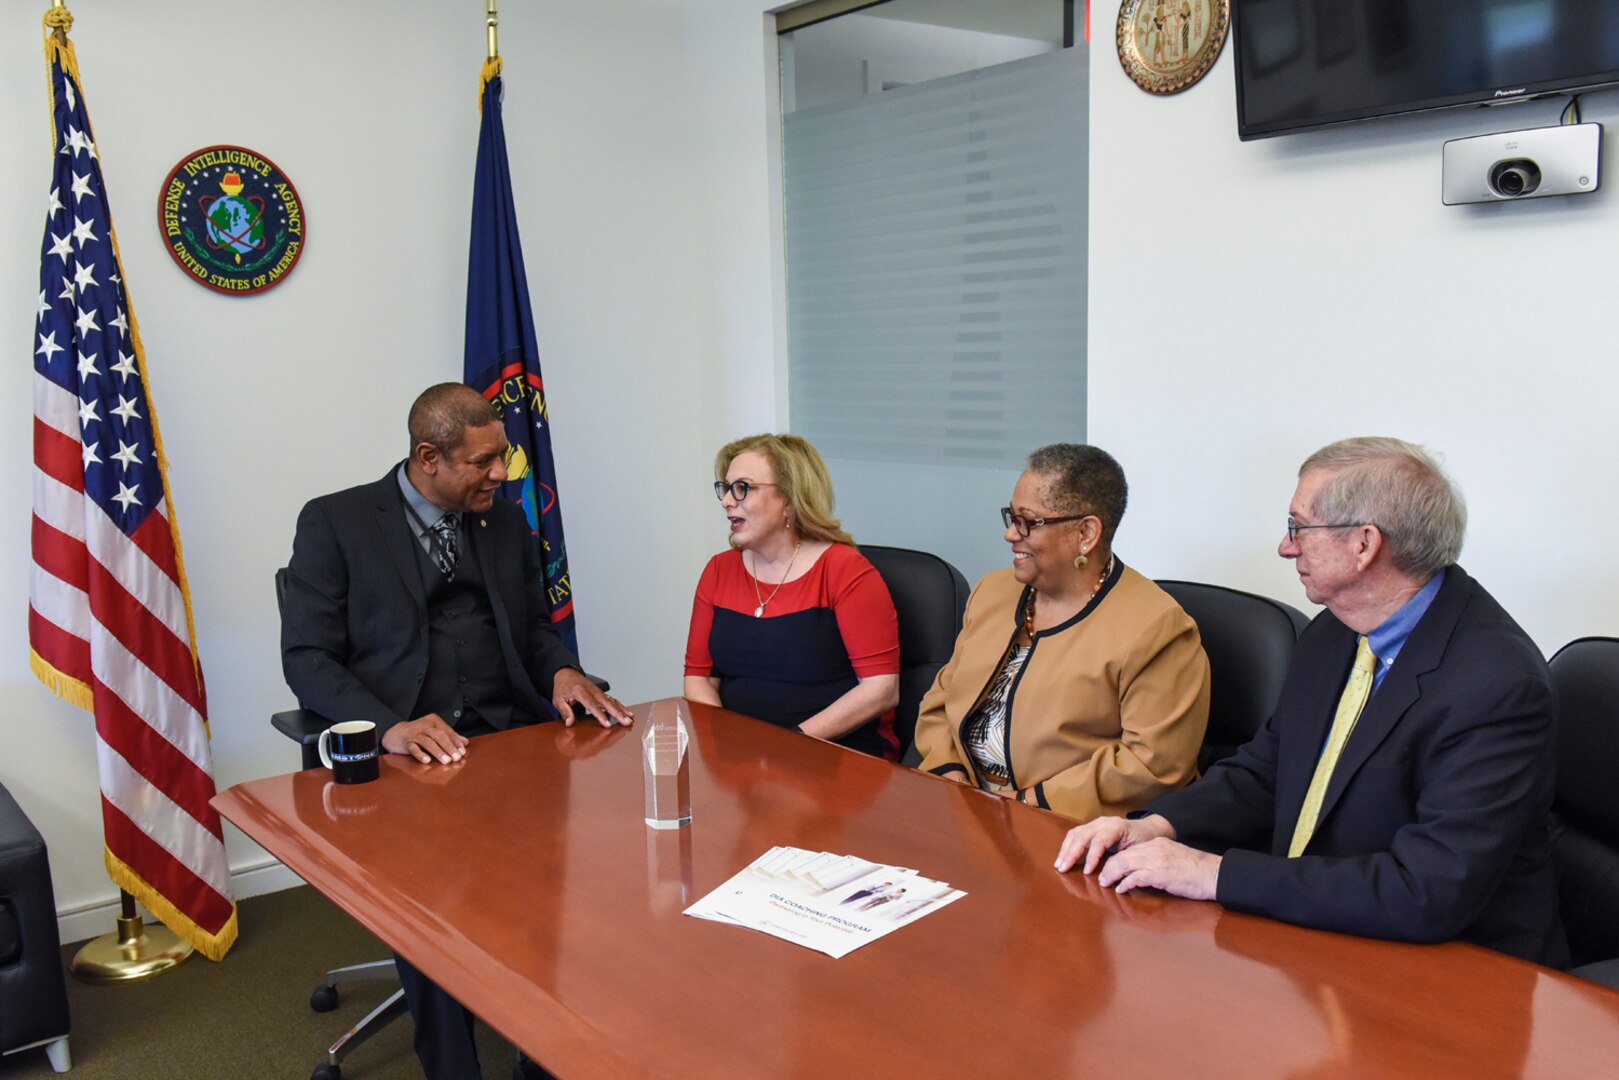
[750,541,803,617]
[1024,554,1115,638]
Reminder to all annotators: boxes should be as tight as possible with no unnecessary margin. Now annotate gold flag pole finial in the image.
[43,1,80,155]
[45,0,73,45]
[478,0,502,108]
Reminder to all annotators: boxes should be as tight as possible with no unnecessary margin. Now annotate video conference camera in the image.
[1442,122,1601,205]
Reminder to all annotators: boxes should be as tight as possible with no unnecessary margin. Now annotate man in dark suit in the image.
[1055,437,1567,967]
[282,382,632,1078]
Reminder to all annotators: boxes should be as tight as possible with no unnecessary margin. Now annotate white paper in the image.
[685,847,965,958]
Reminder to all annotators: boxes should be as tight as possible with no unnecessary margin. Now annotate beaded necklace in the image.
[1023,555,1116,639]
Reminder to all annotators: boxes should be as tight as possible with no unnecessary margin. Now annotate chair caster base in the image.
[310,984,339,1012]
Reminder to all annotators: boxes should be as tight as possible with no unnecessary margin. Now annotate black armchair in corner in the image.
[0,781,72,1073]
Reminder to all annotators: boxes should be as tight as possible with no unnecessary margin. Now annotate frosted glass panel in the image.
[784,47,1088,470]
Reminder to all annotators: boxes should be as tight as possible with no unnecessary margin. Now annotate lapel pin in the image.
[479,519,487,527]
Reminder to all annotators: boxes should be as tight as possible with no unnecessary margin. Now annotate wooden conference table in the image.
[214,700,1619,1077]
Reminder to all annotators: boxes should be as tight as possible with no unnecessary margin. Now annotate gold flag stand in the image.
[71,891,194,984]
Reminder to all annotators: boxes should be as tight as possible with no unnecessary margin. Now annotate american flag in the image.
[30,27,236,960]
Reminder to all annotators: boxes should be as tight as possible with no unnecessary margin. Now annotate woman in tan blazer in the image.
[914,444,1210,821]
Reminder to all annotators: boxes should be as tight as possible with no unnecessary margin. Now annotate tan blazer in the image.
[914,563,1210,822]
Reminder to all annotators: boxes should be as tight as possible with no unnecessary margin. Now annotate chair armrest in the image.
[271,709,331,771]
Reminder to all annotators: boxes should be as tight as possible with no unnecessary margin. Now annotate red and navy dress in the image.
[684,544,901,760]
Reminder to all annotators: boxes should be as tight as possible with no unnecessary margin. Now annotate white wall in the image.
[1086,36,1619,647]
[2,0,720,935]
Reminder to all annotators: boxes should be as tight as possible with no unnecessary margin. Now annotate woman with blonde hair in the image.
[684,434,902,759]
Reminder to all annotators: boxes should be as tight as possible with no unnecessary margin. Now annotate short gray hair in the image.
[1026,443,1128,548]
[1301,437,1465,578]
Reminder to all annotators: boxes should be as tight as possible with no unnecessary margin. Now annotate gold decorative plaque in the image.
[1116,0,1230,96]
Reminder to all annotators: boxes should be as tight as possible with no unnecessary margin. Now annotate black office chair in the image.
[1157,579,1310,773]
[271,568,409,1080]
[0,782,71,1074]
[1547,636,1619,989]
[274,568,606,1079]
[859,545,970,765]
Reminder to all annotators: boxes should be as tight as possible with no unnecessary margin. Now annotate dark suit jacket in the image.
[280,465,579,736]
[1144,565,1568,966]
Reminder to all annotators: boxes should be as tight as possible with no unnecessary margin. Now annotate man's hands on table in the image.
[383,714,470,765]
[1054,814,1222,902]
[380,672,631,766]
[553,668,634,728]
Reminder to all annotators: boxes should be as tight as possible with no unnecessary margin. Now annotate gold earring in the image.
[1073,552,1088,570]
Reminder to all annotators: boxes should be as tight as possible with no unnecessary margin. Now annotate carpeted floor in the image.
[0,886,519,1080]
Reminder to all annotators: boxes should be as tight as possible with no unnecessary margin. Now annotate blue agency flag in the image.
[464,70,577,656]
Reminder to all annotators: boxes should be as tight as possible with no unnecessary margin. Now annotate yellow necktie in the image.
[1288,636,1377,858]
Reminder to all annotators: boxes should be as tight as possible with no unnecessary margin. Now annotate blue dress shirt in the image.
[1365,568,1446,692]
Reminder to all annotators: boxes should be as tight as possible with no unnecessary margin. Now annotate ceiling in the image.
[860,0,1067,45]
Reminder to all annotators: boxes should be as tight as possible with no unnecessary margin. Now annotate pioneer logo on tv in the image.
[1494,88,1528,98]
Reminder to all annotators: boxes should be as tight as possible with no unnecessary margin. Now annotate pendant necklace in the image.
[751,541,803,617]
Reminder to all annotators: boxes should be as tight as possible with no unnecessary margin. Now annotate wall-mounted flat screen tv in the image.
[1234,0,1619,140]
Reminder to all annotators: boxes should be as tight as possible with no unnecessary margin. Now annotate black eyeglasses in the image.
[715,480,777,503]
[1285,519,1371,543]
[1001,507,1088,538]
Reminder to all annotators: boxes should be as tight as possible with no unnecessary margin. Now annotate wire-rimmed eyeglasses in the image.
[1285,519,1371,543]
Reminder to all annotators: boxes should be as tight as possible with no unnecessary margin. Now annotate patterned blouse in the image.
[961,642,1031,787]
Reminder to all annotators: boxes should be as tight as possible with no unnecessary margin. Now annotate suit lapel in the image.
[375,471,427,613]
[1294,629,1357,772]
[1312,567,1472,828]
[465,511,509,626]
[467,509,547,716]
[1274,625,1356,830]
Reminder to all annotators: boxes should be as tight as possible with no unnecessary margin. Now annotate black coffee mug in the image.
[318,721,381,785]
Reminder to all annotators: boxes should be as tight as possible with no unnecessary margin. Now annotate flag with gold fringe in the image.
[464,56,580,657]
[29,5,237,961]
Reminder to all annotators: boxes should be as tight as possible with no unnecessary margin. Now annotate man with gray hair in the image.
[1055,437,1567,965]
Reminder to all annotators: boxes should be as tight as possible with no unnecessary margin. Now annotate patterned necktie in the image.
[1288,635,1377,858]
[428,513,459,581]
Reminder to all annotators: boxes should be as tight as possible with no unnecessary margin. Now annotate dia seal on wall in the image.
[157,145,305,295]
[1117,0,1230,95]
